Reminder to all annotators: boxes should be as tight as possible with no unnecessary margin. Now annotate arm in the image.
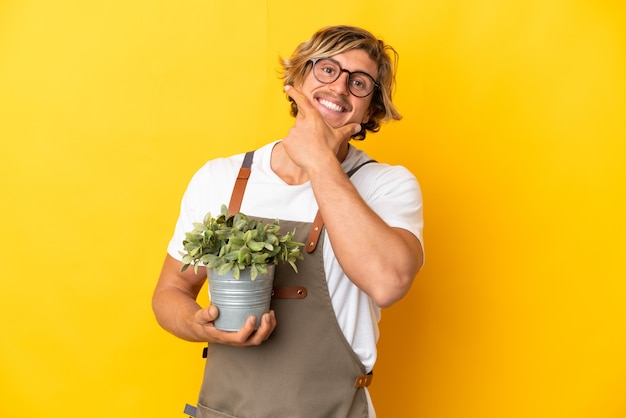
[282,86,423,308]
[152,254,276,346]
[310,162,423,308]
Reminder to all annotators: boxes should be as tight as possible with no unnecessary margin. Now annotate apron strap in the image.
[305,211,325,253]
[184,403,197,417]
[272,286,308,299]
[227,151,254,215]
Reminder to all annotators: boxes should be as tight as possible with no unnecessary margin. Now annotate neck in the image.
[271,142,350,185]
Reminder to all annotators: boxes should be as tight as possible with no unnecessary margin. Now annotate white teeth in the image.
[319,98,343,112]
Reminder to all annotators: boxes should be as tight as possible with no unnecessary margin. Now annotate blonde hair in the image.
[281,25,402,140]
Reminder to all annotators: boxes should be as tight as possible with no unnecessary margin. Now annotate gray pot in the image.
[208,265,275,331]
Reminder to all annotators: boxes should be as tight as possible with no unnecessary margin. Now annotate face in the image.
[297,49,378,129]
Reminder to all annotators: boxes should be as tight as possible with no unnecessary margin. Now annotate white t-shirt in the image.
[167,140,424,372]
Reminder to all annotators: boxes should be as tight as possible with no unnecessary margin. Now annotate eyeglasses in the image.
[310,58,379,98]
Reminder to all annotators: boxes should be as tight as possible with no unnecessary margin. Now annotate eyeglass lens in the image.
[312,59,377,97]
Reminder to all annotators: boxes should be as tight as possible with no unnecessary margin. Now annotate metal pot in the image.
[208,265,275,331]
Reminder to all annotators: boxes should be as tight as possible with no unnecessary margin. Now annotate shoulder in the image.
[344,146,420,193]
[192,141,277,176]
[180,151,247,211]
[183,141,281,204]
[344,145,416,176]
[192,153,245,179]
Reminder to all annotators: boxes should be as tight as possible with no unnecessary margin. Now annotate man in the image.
[153,25,424,418]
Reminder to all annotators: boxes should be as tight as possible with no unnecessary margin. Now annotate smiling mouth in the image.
[317,98,346,113]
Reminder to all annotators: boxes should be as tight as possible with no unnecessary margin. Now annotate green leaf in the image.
[229,237,245,247]
[200,254,218,264]
[187,243,202,257]
[217,262,233,276]
[266,233,278,245]
[193,222,207,232]
[247,240,265,251]
[234,218,249,231]
[238,247,251,264]
[251,253,269,264]
[241,229,253,242]
[224,250,240,261]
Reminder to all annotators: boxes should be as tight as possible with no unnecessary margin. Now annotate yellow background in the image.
[1,1,625,417]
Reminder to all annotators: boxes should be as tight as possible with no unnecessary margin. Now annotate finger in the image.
[231,315,259,343]
[206,315,256,346]
[249,310,277,344]
[284,85,314,117]
[231,311,275,346]
[204,311,276,347]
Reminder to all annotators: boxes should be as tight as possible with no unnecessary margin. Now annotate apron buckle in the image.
[354,373,373,388]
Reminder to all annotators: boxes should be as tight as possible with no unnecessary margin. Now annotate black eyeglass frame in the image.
[309,58,379,98]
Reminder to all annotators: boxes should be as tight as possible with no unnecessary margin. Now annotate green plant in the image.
[180,205,304,280]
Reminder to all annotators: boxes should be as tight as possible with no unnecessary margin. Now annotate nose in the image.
[329,70,351,95]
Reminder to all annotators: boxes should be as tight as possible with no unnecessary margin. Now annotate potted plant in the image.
[180,205,304,331]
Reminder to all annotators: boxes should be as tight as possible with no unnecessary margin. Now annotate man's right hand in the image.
[194,305,277,347]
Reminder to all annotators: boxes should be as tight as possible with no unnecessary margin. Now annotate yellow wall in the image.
[1,1,624,417]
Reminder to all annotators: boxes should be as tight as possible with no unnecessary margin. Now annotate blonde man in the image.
[153,25,424,418]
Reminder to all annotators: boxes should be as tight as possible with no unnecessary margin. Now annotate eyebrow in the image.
[325,57,378,81]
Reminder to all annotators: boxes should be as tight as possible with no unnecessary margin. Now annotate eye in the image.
[314,59,340,80]
[350,74,370,91]
[320,63,337,76]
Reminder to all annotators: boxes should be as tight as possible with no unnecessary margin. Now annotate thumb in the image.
[196,305,219,325]
[208,304,219,320]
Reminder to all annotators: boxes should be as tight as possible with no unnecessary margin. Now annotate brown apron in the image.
[194,151,374,418]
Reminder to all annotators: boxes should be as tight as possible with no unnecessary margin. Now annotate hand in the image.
[282,85,361,170]
[193,305,277,347]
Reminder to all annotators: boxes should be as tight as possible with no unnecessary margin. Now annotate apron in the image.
[194,151,375,418]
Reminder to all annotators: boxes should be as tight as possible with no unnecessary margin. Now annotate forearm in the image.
[152,285,207,342]
[152,255,208,342]
[309,157,422,307]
